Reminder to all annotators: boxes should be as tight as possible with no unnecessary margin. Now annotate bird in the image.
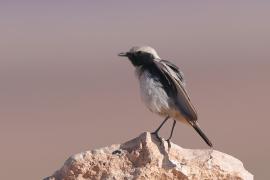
[118,46,213,148]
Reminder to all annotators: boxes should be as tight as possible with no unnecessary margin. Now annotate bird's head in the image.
[118,46,160,66]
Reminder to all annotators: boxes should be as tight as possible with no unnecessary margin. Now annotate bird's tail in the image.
[188,120,213,147]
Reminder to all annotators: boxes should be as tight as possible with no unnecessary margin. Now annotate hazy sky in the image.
[0,1,269,179]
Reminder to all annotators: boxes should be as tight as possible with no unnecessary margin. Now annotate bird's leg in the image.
[166,120,176,149]
[151,116,169,144]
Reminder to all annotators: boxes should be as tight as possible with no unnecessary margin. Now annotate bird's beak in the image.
[118,52,128,57]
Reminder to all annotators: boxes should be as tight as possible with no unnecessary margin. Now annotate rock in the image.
[45,132,253,180]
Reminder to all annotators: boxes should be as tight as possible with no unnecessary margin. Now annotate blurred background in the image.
[0,1,269,179]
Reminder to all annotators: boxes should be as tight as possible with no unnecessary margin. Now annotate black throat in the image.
[128,52,155,67]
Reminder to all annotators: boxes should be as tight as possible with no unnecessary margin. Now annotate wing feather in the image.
[160,59,185,84]
[154,60,198,121]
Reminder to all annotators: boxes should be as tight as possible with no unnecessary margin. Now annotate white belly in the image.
[137,70,170,115]
[136,68,187,123]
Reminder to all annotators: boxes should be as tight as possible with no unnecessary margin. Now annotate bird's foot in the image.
[151,131,163,145]
[165,139,172,149]
[207,149,214,162]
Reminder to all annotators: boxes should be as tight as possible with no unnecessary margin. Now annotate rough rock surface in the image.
[45,132,253,180]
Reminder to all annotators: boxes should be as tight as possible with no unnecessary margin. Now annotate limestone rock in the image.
[45,132,253,180]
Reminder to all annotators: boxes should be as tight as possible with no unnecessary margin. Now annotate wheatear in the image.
[118,46,213,148]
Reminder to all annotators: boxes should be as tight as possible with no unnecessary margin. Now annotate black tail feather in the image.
[188,121,213,147]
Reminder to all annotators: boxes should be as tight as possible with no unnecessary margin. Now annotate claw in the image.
[151,132,163,145]
[166,139,171,149]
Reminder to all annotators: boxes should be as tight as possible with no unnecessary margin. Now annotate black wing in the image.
[154,59,213,147]
[154,59,198,121]
[160,59,185,83]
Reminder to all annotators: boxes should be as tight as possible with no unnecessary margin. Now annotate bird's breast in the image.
[135,68,187,123]
[136,69,171,115]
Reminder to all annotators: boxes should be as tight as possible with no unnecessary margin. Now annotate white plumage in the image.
[136,68,170,115]
[136,66,186,123]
